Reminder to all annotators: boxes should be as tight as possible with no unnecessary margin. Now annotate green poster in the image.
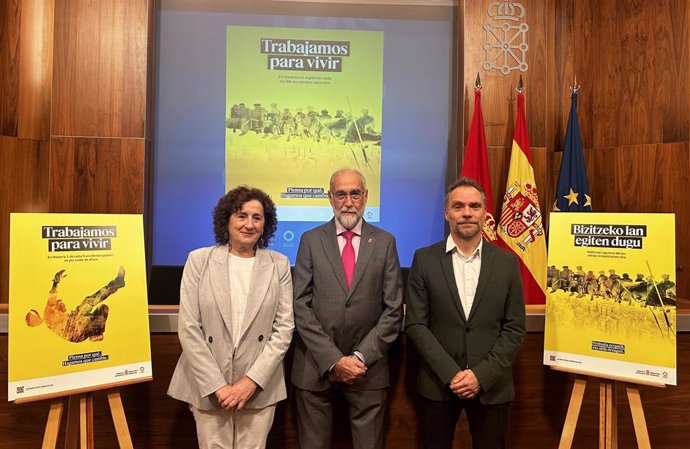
[225,26,383,221]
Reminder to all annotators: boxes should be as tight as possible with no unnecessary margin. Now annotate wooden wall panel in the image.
[554,0,690,149]
[48,138,146,214]
[17,0,54,140]
[2,333,689,449]
[0,0,54,140]
[51,0,150,138]
[0,137,49,302]
[0,0,21,137]
[144,0,156,141]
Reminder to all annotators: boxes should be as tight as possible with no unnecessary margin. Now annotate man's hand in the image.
[450,369,481,399]
[328,356,367,385]
[214,376,258,410]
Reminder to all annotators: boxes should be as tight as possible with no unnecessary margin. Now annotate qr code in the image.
[16,386,24,394]
[549,355,556,361]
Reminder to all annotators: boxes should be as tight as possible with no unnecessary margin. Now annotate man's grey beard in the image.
[336,209,362,230]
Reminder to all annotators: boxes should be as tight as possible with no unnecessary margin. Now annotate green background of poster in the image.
[225,26,383,213]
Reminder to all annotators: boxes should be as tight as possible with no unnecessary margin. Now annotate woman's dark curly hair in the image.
[213,186,277,248]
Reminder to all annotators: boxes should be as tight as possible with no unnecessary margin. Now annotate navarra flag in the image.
[461,89,497,241]
[497,91,547,304]
[554,92,592,212]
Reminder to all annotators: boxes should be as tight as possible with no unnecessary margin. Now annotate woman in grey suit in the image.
[168,186,294,449]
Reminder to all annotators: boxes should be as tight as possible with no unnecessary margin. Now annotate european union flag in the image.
[554,92,592,211]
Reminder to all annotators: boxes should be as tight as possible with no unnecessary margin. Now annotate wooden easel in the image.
[16,386,138,449]
[43,390,133,449]
[553,366,665,449]
[41,390,133,449]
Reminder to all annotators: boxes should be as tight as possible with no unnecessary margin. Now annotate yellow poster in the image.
[543,213,676,385]
[8,214,152,401]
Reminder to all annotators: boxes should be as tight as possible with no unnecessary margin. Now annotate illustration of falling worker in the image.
[25,267,126,343]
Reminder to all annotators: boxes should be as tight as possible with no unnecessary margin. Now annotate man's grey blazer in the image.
[291,219,403,391]
[405,239,526,404]
[168,245,294,410]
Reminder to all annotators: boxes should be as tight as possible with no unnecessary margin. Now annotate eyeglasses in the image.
[331,190,364,201]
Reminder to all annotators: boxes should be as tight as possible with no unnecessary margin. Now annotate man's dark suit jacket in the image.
[405,239,526,404]
[291,219,403,391]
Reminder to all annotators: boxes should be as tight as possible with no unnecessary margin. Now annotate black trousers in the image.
[418,395,510,449]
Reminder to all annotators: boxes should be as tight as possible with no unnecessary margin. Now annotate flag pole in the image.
[474,73,482,91]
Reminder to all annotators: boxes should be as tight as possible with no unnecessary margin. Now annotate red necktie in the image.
[341,231,355,288]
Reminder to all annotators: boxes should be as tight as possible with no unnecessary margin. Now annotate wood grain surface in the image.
[48,137,146,214]
[0,137,49,301]
[51,0,150,138]
[0,0,21,137]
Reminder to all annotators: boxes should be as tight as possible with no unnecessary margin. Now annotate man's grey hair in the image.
[329,167,367,192]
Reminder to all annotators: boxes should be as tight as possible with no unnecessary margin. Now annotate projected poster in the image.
[8,213,152,401]
[543,213,676,385]
[225,25,383,222]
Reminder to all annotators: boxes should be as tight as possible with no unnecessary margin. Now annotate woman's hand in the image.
[214,377,258,410]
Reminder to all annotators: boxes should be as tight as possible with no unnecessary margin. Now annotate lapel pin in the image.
[368,238,373,244]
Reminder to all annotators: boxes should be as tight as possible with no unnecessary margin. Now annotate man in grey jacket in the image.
[292,168,403,449]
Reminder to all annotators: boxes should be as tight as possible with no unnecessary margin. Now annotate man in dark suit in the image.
[405,177,526,449]
[292,168,403,449]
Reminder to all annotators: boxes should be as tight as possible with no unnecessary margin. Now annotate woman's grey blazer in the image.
[168,245,294,410]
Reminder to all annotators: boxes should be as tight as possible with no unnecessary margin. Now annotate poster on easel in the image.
[8,213,152,402]
[543,212,676,385]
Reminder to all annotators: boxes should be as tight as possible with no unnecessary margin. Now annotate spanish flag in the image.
[497,90,547,304]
